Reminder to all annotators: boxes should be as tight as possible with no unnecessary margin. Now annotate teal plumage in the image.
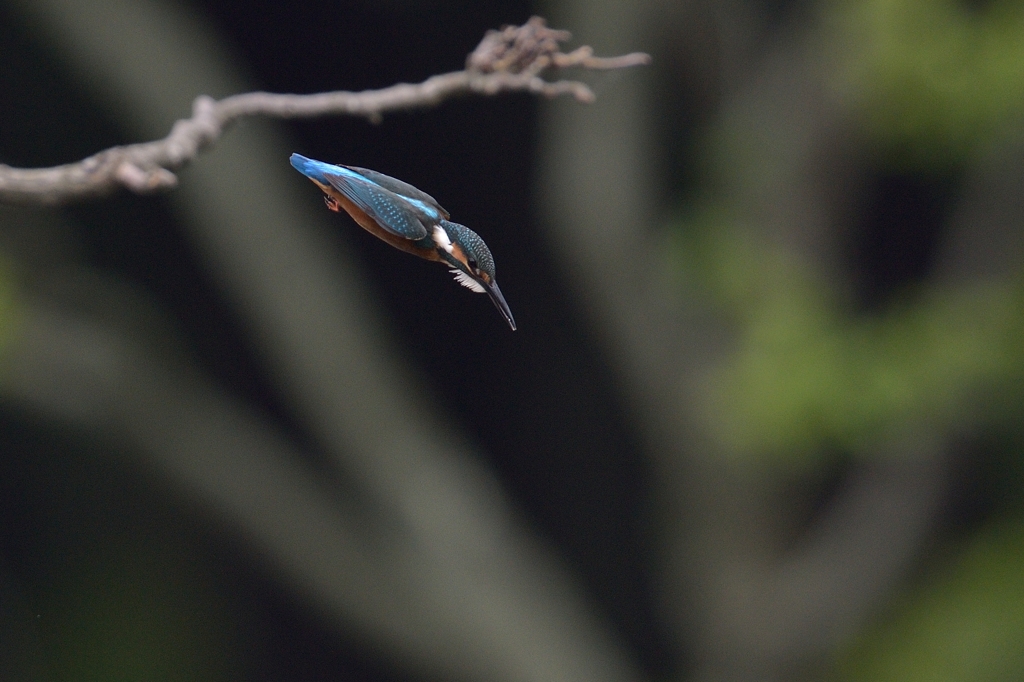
[290,153,515,330]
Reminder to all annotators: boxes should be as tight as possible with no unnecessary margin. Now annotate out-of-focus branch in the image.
[0,288,641,682]
[0,16,648,205]
[537,2,954,679]
[0,3,647,679]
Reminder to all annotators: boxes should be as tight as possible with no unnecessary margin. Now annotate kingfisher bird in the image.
[290,153,516,330]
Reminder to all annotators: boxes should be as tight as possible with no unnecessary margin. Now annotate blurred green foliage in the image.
[675,219,1024,465]
[672,1,1024,677]
[670,0,1024,464]
[836,0,1024,167]
[837,521,1024,681]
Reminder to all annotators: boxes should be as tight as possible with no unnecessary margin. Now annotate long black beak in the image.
[485,280,516,331]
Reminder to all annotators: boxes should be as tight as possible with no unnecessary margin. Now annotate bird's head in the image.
[432,220,516,330]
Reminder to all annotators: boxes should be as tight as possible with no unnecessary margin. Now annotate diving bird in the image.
[290,153,516,330]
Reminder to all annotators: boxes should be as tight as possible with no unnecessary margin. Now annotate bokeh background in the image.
[2,0,1024,680]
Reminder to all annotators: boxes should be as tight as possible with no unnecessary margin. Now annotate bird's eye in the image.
[467,259,479,271]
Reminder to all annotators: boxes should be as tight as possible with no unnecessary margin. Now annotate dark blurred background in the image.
[2,0,1024,681]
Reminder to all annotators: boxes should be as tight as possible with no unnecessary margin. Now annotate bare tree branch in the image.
[0,16,649,205]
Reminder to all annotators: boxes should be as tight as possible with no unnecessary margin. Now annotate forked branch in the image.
[0,17,649,205]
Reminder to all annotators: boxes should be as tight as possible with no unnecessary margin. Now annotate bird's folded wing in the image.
[323,171,430,240]
[344,166,450,221]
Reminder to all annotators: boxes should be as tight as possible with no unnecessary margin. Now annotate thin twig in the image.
[0,16,649,205]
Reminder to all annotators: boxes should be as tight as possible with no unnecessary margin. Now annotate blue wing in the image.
[291,154,441,240]
[344,165,449,221]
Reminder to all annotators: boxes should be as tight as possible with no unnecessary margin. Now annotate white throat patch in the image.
[432,226,455,253]
[450,269,486,293]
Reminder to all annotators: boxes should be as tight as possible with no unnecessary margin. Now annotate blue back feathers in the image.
[290,154,447,241]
